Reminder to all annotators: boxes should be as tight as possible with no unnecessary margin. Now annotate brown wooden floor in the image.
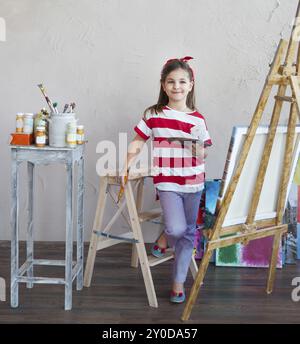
[0,241,299,324]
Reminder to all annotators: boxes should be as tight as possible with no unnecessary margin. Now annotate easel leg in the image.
[266,231,282,294]
[84,177,108,287]
[125,182,158,308]
[276,103,298,222]
[181,248,213,321]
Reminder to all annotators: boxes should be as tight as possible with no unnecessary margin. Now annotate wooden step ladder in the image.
[83,168,199,307]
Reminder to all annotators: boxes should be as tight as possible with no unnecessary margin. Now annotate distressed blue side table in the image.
[10,145,85,310]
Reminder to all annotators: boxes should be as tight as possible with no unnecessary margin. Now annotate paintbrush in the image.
[117,175,128,203]
[37,84,58,114]
[53,102,58,113]
[69,102,76,113]
[63,104,69,113]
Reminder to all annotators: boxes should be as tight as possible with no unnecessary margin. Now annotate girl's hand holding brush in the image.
[117,166,129,203]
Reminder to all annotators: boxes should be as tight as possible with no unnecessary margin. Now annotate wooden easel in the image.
[83,168,199,307]
[182,2,300,321]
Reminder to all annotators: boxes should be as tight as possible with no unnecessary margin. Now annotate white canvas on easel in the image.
[222,125,300,227]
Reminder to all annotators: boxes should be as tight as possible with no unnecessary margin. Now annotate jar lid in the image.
[17,113,24,116]
[77,125,84,129]
[24,113,34,116]
[36,126,45,131]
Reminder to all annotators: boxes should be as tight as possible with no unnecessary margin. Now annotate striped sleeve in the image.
[134,117,152,141]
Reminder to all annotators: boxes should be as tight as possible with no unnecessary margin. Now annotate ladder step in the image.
[148,250,174,267]
[93,230,139,243]
[138,208,162,222]
[274,95,295,103]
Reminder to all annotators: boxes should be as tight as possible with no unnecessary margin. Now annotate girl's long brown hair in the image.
[143,59,196,119]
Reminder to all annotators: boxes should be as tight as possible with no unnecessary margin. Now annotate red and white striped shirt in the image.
[134,106,212,193]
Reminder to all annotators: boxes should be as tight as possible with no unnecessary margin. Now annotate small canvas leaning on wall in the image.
[215,125,300,268]
[194,180,221,261]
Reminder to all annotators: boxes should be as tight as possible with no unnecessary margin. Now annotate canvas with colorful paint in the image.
[283,158,300,263]
[193,190,205,260]
[283,195,297,264]
[215,237,283,268]
[293,157,300,260]
[194,180,221,260]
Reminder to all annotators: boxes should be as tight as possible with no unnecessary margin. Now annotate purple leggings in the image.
[158,190,202,284]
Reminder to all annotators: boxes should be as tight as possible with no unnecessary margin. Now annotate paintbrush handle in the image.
[37,84,57,114]
[63,104,69,113]
[117,175,128,203]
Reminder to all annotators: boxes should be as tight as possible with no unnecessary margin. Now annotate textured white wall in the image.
[0,0,297,241]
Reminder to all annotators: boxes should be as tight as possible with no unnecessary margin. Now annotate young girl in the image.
[122,56,212,303]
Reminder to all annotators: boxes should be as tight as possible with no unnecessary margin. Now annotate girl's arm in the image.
[121,133,147,182]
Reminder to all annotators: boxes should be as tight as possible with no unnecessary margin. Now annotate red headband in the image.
[163,56,195,80]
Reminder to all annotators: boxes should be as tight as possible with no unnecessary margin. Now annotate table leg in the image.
[76,157,84,291]
[11,154,19,308]
[65,162,73,310]
[27,162,34,288]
